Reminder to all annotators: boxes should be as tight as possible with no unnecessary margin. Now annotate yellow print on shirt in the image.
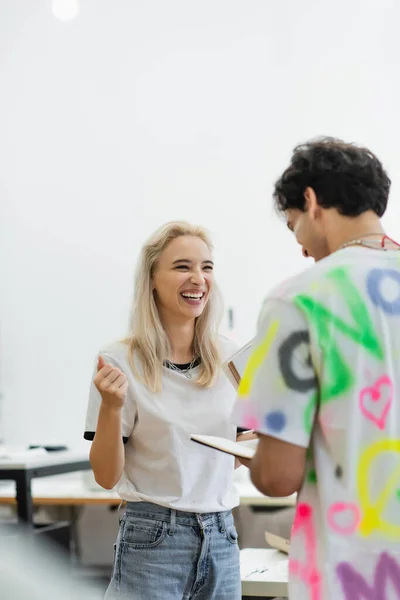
[238,319,279,398]
[358,439,400,538]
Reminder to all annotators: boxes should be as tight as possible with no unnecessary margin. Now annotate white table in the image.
[0,472,296,509]
[0,472,119,506]
[0,470,294,580]
[241,548,288,598]
[0,450,90,523]
[236,481,296,508]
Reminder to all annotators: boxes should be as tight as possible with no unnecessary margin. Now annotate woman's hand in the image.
[94,356,128,410]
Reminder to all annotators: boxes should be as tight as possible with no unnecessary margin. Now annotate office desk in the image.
[237,481,296,508]
[0,473,119,506]
[0,473,295,572]
[0,451,90,523]
[241,548,288,598]
[0,473,295,509]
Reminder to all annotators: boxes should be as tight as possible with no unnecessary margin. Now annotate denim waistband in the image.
[125,501,231,531]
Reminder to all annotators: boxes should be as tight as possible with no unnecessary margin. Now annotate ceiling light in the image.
[52,0,80,21]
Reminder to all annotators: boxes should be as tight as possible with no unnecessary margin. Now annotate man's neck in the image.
[162,318,196,364]
[326,211,387,254]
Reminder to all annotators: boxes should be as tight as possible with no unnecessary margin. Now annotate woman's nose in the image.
[190,270,205,284]
[302,247,309,258]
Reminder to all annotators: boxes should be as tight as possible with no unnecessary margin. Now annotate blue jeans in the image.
[105,501,241,600]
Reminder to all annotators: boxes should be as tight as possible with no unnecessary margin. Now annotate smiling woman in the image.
[129,222,223,391]
[84,221,243,600]
[170,256,214,309]
[154,237,214,323]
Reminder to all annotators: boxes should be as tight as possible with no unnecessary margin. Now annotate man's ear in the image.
[304,187,319,221]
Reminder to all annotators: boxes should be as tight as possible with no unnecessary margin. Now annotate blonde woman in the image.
[84,222,245,600]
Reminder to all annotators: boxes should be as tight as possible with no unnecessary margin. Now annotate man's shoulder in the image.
[217,333,241,361]
[266,253,350,302]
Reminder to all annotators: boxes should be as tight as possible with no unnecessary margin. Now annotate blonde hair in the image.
[124,221,223,392]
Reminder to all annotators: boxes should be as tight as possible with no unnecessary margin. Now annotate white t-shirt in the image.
[233,247,400,600]
[84,334,240,513]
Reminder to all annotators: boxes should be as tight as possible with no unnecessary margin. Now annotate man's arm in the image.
[249,433,307,496]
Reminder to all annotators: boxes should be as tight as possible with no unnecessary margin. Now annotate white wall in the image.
[1,0,400,445]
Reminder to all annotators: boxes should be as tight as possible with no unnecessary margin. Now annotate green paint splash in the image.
[307,469,318,484]
[294,267,384,433]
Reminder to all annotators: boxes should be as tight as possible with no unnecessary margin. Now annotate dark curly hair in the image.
[273,137,391,218]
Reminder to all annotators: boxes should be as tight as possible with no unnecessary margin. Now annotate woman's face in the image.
[152,235,214,322]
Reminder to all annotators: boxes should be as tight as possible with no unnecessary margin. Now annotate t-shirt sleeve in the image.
[232,297,318,448]
[84,353,137,444]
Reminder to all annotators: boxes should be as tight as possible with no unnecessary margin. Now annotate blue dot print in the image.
[265,410,286,433]
[367,268,400,315]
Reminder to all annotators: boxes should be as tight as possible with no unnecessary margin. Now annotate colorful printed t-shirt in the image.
[233,246,400,600]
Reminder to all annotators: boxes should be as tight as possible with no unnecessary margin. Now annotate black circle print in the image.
[278,330,317,392]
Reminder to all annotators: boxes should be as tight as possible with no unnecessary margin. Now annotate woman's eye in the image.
[175,265,189,270]
[203,266,213,272]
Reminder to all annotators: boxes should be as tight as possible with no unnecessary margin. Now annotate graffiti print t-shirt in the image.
[233,247,400,600]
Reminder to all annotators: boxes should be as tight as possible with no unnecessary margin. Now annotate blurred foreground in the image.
[0,523,105,599]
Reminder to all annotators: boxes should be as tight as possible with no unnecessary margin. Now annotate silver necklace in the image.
[165,356,198,379]
[339,233,400,251]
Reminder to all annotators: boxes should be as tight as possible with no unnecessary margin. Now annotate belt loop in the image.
[168,509,176,536]
[218,512,226,533]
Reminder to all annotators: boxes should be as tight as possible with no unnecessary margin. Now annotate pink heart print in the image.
[327,502,361,535]
[359,375,393,430]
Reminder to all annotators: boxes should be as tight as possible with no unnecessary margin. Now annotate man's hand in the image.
[235,431,258,469]
[237,457,252,469]
[236,430,258,442]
